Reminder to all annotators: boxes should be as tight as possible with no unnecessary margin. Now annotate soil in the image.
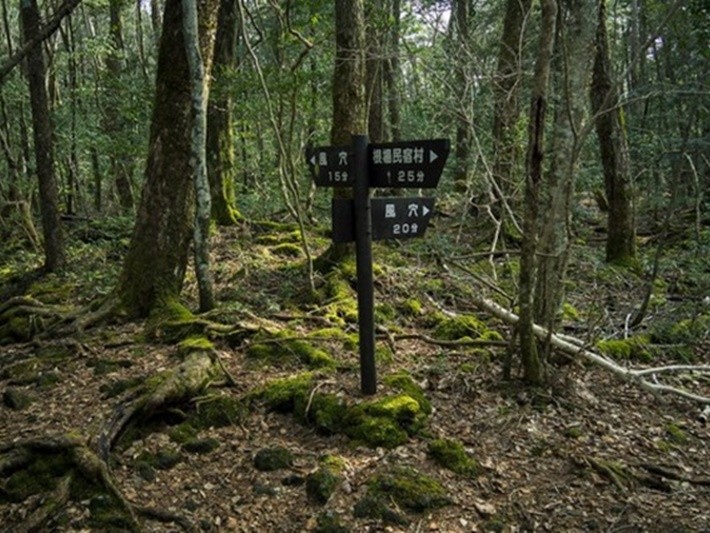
[1,221,709,532]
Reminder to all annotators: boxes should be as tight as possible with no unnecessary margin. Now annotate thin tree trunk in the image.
[491,0,532,209]
[591,0,635,264]
[206,0,241,225]
[452,0,473,191]
[384,0,401,141]
[518,0,557,386]
[365,0,385,143]
[183,0,214,312]
[21,0,65,272]
[534,0,597,336]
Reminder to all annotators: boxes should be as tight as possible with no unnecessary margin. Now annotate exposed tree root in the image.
[579,456,673,493]
[95,349,222,461]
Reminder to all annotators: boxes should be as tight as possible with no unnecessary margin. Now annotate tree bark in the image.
[183,0,214,312]
[116,0,219,317]
[591,0,635,264]
[384,0,401,141]
[452,0,473,191]
[21,0,65,272]
[206,0,241,225]
[491,0,532,208]
[534,0,597,334]
[518,0,557,386]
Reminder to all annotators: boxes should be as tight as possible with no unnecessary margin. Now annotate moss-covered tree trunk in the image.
[116,0,219,317]
[322,0,366,265]
[534,0,596,334]
[452,0,473,191]
[21,0,65,273]
[206,0,241,225]
[591,0,635,264]
[518,0,557,386]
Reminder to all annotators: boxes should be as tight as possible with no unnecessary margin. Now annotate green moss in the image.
[137,448,183,470]
[306,455,345,504]
[344,394,425,448]
[307,328,358,350]
[4,451,72,502]
[651,315,710,345]
[401,298,423,317]
[168,422,199,445]
[87,358,133,376]
[596,335,652,362]
[99,377,143,399]
[478,329,504,342]
[177,335,214,356]
[195,394,247,428]
[433,314,485,340]
[255,228,301,245]
[345,415,409,448]
[29,277,73,304]
[253,372,315,412]
[428,438,481,476]
[353,495,409,525]
[247,332,336,369]
[297,392,348,434]
[182,437,220,454]
[666,423,688,444]
[271,243,304,258]
[374,303,396,323]
[375,345,394,364]
[254,447,294,471]
[383,372,432,414]
[562,302,580,321]
[366,466,450,513]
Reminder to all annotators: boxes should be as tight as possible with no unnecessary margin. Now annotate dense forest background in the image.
[0,0,708,531]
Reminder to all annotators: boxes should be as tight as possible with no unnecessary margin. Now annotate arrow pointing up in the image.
[429,150,438,163]
[422,204,430,217]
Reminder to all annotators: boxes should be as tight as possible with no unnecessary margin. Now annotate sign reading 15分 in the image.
[306,136,450,395]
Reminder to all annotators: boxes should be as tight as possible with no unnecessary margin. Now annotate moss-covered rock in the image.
[194,393,247,428]
[3,451,72,502]
[254,447,294,471]
[253,372,315,412]
[87,358,133,376]
[371,466,450,511]
[400,298,423,317]
[428,438,481,476]
[433,314,485,340]
[306,455,345,504]
[182,437,220,454]
[382,372,432,414]
[271,243,304,258]
[353,495,409,525]
[168,422,199,445]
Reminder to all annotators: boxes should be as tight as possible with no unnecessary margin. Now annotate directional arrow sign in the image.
[369,139,450,188]
[305,145,354,186]
[332,197,436,243]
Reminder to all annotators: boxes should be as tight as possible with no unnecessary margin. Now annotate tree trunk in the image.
[534,0,597,335]
[320,0,366,266]
[591,0,635,264]
[183,0,214,312]
[104,0,135,213]
[491,0,532,209]
[452,0,473,191]
[206,0,241,225]
[116,0,219,317]
[384,0,401,141]
[365,0,385,143]
[21,0,65,272]
[518,0,557,386]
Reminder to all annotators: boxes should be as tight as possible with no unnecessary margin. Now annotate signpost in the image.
[307,135,449,394]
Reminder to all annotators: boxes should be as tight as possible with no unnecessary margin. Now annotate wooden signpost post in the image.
[307,135,449,395]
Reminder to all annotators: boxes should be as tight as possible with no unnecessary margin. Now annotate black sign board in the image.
[305,135,449,396]
[368,139,449,188]
[332,197,436,243]
[306,145,353,186]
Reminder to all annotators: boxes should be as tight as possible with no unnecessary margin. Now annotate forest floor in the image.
[1,207,709,532]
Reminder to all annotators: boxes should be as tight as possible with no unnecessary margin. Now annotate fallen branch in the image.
[470,296,710,404]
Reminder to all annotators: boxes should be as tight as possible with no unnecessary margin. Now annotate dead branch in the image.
[470,296,710,404]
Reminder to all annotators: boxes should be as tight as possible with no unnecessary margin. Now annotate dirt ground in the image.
[1,222,709,532]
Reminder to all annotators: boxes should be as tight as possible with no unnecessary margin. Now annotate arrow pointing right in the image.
[429,150,438,163]
[422,204,430,217]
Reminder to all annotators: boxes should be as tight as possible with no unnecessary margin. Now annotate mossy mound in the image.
[194,393,247,428]
[355,466,450,522]
[145,298,210,343]
[400,298,423,317]
[319,270,358,326]
[433,314,486,341]
[428,438,481,476]
[28,276,74,305]
[596,335,652,362]
[307,328,358,351]
[182,437,220,454]
[271,243,304,258]
[3,387,35,410]
[254,447,294,471]
[247,331,336,369]
[253,374,430,448]
[382,372,432,414]
[315,510,350,533]
[177,335,214,357]
[306,455,345,504]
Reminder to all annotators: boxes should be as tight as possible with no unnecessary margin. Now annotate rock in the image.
[253,446,294,471]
